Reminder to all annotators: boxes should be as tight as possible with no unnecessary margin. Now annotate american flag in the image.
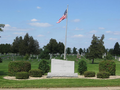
[57,9,67,23]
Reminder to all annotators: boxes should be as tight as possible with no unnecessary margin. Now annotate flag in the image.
[57,9,67,23]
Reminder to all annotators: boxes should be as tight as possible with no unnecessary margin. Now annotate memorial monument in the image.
[47,59,78,78]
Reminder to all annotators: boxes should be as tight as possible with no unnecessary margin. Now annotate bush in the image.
[78,60,87,75]
[84,71,95,77]
[38,59,50,75]
[97,72,110,78]
[104,53,113,60]
[38,49,50,59]
[24,53,29,60]
[0,57,2,63]
[29,69,42,77]
[99,60,116,75]
[16,72,29,79]
[8,61,31,76]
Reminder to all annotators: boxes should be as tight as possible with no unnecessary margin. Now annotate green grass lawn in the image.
[0,55,120,88]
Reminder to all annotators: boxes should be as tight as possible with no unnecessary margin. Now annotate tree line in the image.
[0,24,119,63]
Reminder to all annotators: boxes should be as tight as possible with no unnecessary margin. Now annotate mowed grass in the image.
[0,55,120,88]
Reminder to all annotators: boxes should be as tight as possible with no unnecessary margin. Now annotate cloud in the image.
[113,31,120,35]
[73,19,80,22]
[4,24,34,31]
[31,19,38,21]
[108,38,117,41]
[37,34,44,37]
[72,34,83,38]
[29,22,52,27]
[37,6,41,9]
[75,27,83,30]
[106,31,112,33]
[13,32,26,35]
[99,27,105,30]
[90,30,97,33]
[5,24,10,27]
[106,31,120,35]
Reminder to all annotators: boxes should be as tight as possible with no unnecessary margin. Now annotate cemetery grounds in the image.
[0,54,120,88]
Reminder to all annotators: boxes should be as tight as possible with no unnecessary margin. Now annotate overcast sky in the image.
[0,0,120,49]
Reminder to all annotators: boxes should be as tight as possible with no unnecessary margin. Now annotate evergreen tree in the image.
[66,47,71,54]
[73,47,77,54]
[113,42,120,56]
[58,42,64,55]
[12,36,23,53]
[87,34,105,64]
[13,33,40,55]
[0,44,11,54]
[79,48,83,54]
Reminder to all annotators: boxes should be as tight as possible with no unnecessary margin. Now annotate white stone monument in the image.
[47,59,78,78]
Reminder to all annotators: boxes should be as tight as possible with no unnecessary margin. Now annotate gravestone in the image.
[47,59,78,78]
[119,57,120,61]
[115,56,117,60]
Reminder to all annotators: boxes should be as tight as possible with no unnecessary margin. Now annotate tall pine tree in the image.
[113,42,120,56]
[87,34,105,64]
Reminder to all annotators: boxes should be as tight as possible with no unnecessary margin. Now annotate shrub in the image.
[0,57,2,63]
[29,69,42,77]
[38,49,50,59]
[78,60,87,75]
[38,59,50,75]
[16,72,29,79]
[99,60,116,75]
[84,71,95,77]
[104,53,113,60]
[97,72,110,78]
[8,61,31,76]
[24,53,29,60]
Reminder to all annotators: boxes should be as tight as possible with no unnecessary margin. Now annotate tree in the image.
[13,33,40,55]
[79,48,83,54]
[0,24,5,38]
[38,48,50,59]
[73,47,77,54]
[108,48,114,55]
[66,47,71,54]
[87,34,105,64]
[45,38,58,54]
[113,42,120,56]
[0,44,11,54]
[12,36,23,53]
[0,24,5,31]
[58,42,64,55]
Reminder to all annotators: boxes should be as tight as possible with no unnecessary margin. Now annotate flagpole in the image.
[64,5,68,60]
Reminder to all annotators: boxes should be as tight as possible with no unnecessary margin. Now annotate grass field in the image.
[0,55,120,88]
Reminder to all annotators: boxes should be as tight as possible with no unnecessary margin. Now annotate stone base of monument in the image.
[47,59,78,78]
[47,73,78,78]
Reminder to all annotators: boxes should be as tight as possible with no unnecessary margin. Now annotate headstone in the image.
[47,59,78,78]
[102,53,106,58]
[37,55,38,59]
[118,57,120,61]
[50,54,52,60]
[115,56,117,60]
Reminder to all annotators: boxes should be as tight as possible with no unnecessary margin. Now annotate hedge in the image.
[8,61,31,76]
[97,72,110,78]
[84,71,95,77]
[16,72,29,79]
[29,69,42,77]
